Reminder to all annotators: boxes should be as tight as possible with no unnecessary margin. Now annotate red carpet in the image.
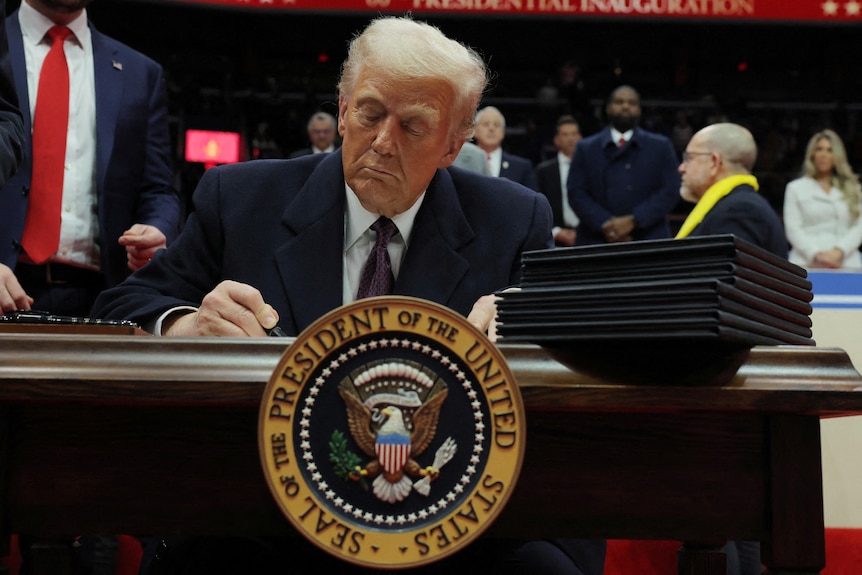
[605,530,862,575]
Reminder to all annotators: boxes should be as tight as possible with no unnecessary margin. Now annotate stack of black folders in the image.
[496,234,814,385]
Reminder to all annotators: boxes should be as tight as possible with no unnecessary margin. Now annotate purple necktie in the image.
[356,217,399,299]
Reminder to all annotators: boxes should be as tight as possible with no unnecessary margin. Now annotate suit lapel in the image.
[90,25,121,196]
[7,14,31,152]
[275,153,346,331]
[396,169,472,306]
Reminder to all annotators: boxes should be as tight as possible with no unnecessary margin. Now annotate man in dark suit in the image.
[474,105,538,191]
[0,0,24,192]
[0,0,181,316]
[288,110,338,158]
[676,122,786,257]
[536,115,581,246]
[92,15,605,575]
[567,85,679,245]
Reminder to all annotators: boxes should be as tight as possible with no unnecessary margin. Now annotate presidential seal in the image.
[258,296,526,569]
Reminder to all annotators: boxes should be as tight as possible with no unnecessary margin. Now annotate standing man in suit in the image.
[536,114,581,246]
[0,0,181,316]
[288,110,338,158]
[676,122,786,257]
[93,16,604,574]
[568,85,679,245]
[474,105,538,190]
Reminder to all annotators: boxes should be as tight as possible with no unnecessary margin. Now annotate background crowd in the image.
[42,0,862,228]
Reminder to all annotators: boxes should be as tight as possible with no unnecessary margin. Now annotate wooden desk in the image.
[2,335,862,574]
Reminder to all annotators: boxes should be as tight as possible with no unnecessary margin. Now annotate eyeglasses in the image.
[681,151,713,164]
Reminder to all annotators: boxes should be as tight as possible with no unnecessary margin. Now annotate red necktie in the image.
[21,26,72,264]
[618,137,626,147]
[356,217,398,299]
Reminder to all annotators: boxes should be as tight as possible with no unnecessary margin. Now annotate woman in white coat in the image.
[784,129,862,270]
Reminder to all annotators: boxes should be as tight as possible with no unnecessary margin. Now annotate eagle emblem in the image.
[338,360,453,503]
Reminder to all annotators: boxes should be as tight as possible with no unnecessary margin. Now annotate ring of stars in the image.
[299,336,487,528]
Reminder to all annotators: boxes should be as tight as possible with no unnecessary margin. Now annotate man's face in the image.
[678,134,716,203]
[473,109,505,151]
[606,88,641,133]
[554,123,581,158]
[308,118,336,151]
[338,71,460,218]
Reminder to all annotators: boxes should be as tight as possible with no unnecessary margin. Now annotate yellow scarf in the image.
[675,174,759,239]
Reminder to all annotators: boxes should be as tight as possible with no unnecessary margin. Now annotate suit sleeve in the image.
[509,190,554,285]
[0,3,24,190]
[92,167,225,323]
[133,61,182,243]
[568,145,613,233]
[630,138,681,229]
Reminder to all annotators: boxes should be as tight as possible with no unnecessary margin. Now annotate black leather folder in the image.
[520,234,806,282]
[497,310,814,346]
[499,277,812,318]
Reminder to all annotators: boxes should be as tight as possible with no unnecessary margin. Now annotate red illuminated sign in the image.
[185,129,241,165]
[170,0,862,22]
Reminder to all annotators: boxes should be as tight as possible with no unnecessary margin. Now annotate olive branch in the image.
[329,430,368,490]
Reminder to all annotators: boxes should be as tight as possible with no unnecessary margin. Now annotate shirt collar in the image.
[343,183,425,250]
[20,1,90,48]
[557,151,571,165]
[610,128,634,145]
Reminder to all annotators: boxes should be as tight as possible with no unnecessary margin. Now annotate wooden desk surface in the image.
[2,335,861,574]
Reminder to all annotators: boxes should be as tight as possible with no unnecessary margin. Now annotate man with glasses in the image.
[675,122,786,258]
[289,110,338,157]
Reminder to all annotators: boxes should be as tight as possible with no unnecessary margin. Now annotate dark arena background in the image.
[7,0,857,216]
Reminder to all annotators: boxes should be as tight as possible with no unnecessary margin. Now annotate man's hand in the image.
[555,228,577,247]
[162,280,280,337]
[601,215,636,243]
[0,263,33,313]
[119,224,168,271]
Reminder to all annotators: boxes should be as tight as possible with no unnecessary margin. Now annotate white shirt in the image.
[343,185,423,304]
[611,128,633,147]
[486,147,502,177]
[20,2,99,270]
[557,152,579,229]
[784,176,862,270]
[312,144,335,154]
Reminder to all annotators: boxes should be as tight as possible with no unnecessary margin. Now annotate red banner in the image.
[172,0,862,22]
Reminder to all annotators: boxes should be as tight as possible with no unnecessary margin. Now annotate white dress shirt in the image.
[784,176,862,270]
[342,185,424,304]
[20,2,99,270]
[486,147,502,177]
[557,152,579,229]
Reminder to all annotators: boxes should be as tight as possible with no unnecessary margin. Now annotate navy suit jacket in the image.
[568,126,680,245]
[0,0,24,191]
[500,151,538,191]
[92,151,554,334]
[688,183,787,258]
[536,157,569,230]
[0,12,181,286]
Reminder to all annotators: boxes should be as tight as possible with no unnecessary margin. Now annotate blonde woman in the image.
[784,129,862,269]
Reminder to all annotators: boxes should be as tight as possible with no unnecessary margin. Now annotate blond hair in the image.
[802,129,862,219]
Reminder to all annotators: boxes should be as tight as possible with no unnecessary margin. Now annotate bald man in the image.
[675,122,786,258]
